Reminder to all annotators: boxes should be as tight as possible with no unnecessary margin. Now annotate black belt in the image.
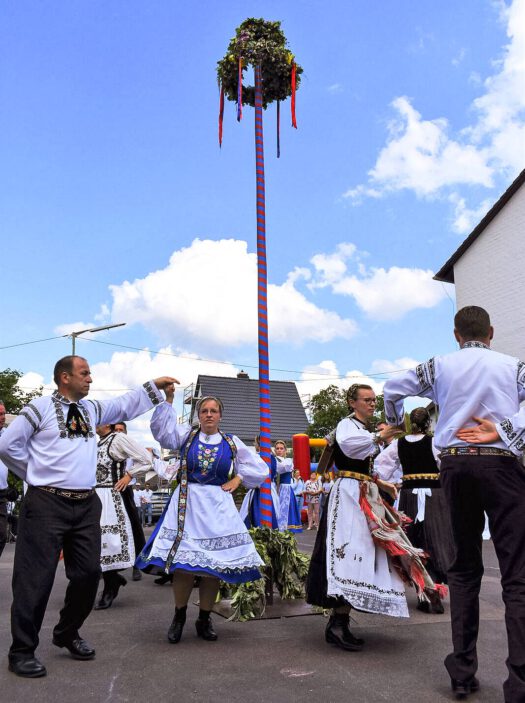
[36,486,94,500]
[441,447,514,458]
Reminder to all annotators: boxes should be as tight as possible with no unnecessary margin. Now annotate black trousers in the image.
[440,454,525,703]
[0,496,7,557]
[10,487,102,660]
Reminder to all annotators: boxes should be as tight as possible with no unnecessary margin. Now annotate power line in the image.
[1,332,419,383]
[0,335,65,350]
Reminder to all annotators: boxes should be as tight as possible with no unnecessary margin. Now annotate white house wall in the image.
[453,183,525,360]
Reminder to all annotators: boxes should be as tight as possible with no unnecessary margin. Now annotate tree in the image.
[307,385,348,439]
[0,369,42,495]
[0,368,42,413]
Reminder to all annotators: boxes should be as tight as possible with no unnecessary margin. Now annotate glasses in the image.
[357,397,376,404]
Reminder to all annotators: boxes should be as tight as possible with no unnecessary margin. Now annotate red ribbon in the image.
[237,57,243,122]
[218,83,224,147]
[291,62,297,128]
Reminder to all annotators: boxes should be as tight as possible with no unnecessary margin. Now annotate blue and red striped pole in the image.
[254,64,273,528]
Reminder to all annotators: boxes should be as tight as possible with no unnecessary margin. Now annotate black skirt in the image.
[305,503,348,609]
[398,488,455,584]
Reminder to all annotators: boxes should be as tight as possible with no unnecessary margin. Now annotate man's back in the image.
[385,342,525,452]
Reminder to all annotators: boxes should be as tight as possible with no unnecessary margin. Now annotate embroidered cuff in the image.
[143,381,163,406]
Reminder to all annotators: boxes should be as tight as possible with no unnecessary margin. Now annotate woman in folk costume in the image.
[274,440,302,533]
[306,384,447,652]
[94,424,154,609]
[374,407,454,612]
[136,386,268,643]
[239,434,280,530]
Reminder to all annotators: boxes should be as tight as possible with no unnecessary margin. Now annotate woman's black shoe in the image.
[325,614,364,651]
[168,607,187,643]
[94,573,126,610]
[195,617,218,641]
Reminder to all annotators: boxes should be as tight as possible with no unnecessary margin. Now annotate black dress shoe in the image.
[52,637,96,660]
[325,614,364,651]
[94,590,115,610]
[168,607,187,644]
[8,657,47,678]
[94,573,127,609]
[154,573,173,586]
[195,617,218,641]
[451,676,480,699]
[132,567,142,581]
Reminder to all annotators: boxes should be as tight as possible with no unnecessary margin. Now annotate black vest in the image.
[397,434,440,488]
[333,441,372,476]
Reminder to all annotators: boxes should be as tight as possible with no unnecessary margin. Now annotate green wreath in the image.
[217,18,303,109]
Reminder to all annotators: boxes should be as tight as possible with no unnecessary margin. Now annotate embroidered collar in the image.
[52,390,86,407]
[461,341,490,350]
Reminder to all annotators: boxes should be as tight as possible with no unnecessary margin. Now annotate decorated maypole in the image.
[217,19,302,528]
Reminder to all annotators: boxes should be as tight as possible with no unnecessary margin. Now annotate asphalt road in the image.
[0,530,509,703]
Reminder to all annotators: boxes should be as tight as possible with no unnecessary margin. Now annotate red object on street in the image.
[292,433,311,480]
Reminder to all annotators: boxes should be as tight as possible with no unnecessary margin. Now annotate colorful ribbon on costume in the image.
[291,62,297,128]
[237,57,243,122]
[218,83,224,147]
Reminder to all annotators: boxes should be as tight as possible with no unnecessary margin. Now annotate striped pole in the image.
[254,64,273,528]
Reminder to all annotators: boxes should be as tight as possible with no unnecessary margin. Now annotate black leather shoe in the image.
[195,617,218,641]
[168,608,186,644]
[132,567,142,581]
[94,590,115,610]
[154,574,173,586]
[451,676,480,699]
[325,614,364,651]
[417,599,431,613]
[94,574,127,609]
[52,637,96,660]
[8,657,47,678]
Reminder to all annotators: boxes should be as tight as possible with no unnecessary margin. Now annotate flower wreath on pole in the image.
[216,17,303,154]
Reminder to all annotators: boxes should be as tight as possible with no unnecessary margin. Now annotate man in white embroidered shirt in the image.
[383,306,525,703]
[0,355,176,679]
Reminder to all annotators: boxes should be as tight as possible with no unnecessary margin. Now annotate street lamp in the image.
[67,323,126,354]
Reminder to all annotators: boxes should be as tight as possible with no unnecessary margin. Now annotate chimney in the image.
[237,370,249,379]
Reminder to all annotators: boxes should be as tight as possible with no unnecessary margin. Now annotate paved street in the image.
[0,531,508,703]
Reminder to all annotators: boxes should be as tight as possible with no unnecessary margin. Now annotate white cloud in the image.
[345,97,493,199]
[309,243,448,320]
[327,83,343,94]
[344,0,525,223]
[448,193,493,234]
[106,238,358,349]
[452,47,467,66]
[369,357,420,375]
[295,360,384,402]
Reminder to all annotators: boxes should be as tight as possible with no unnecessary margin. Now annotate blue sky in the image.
[1,1,524,438]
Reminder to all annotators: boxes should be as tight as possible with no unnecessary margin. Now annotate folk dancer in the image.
[383,306,525,702]
[136,388,268,643]
[306,384,445,652]
[0,355,175,678]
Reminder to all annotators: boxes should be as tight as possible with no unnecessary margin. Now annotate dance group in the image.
[1,306,525,703]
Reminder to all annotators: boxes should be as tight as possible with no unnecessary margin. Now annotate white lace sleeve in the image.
[150,403,191,450]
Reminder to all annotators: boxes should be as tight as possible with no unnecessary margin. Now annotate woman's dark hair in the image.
[409,407,431,434]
